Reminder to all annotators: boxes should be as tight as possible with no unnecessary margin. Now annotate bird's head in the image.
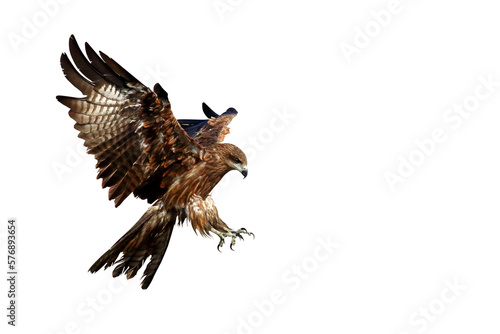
[218,143,248,178]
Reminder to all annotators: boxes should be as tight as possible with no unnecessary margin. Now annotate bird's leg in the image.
[210,225,254,251]
[186,195,254,250]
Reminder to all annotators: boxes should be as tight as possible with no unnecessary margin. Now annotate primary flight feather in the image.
[56,35,253,289]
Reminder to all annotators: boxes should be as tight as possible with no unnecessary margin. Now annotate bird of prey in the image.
[56,35,253,289]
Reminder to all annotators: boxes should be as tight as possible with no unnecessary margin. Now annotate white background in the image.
[2,0,500,333]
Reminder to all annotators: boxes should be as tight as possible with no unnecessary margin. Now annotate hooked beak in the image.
[241,169,248,179]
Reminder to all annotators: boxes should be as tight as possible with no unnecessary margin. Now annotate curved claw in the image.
[238,227,255,239]
[217,237,224,252]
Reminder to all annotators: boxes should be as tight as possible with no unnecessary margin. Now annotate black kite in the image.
[56,35,253,289]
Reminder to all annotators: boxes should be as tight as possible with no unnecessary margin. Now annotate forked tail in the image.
[89,205,175,289]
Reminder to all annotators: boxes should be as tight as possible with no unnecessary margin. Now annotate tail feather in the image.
[89,205,175,289]
[141,231,173,289]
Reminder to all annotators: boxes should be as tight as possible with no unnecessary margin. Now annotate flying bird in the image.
[56,35,253,289]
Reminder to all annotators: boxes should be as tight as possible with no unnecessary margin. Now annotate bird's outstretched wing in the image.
[178,103,238,147]
[57,35,202,207]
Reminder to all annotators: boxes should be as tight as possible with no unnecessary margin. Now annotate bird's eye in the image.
[233,157,242,164]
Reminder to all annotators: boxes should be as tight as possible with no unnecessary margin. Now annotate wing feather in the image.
[57,35,201,207]
[178,103,238,146]
[99,50,140,83]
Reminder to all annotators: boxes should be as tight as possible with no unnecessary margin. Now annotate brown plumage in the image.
[57,35,253,289]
